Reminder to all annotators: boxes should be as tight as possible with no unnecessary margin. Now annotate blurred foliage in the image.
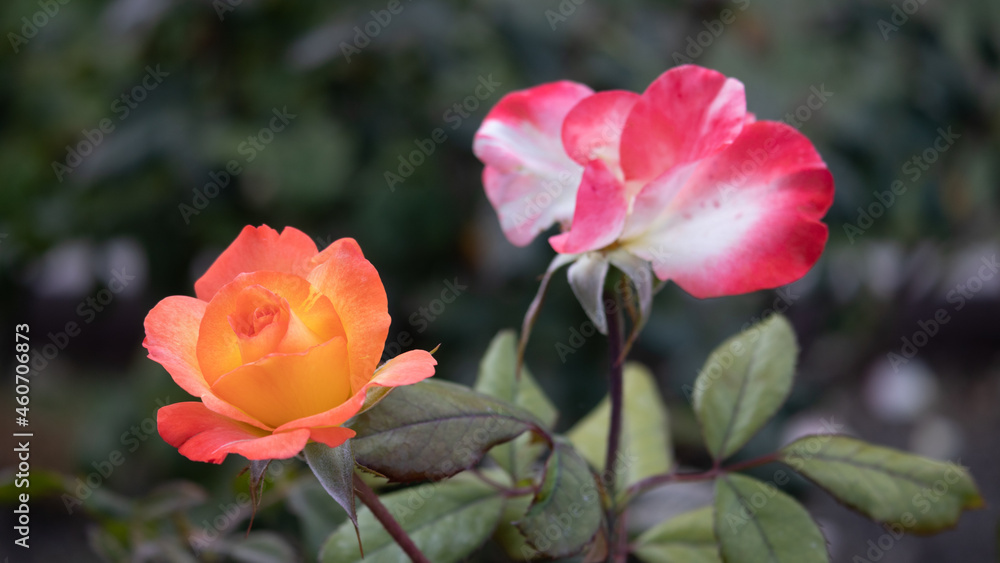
[1,0,999,561]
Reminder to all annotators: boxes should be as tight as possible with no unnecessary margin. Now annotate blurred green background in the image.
[2,0,999,561]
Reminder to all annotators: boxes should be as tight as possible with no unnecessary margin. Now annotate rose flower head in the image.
[144,225,436,463]
[474,65,834,333]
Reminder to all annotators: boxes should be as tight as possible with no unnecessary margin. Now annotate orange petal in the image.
[309,426,357,449]
[307,238,390,394]
[227,285,291,364]
[273,349,437,433]
[210,337,353,428]
[144,296,209,397]
[197,271,345,384]
[158,402,311,463]
[194,225,319,301]
[144,296,274,431]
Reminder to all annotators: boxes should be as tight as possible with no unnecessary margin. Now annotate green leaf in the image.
[475,330,558,479]
[304,441,358,532]
[632,506,721,563]
[779,435,984,533]
[349,379,540,482]
[693,314,797,461]
[714,473,829,563]
[320,475,505,563]
[475,330,558,428]
[516,439,603,558]
[567,362,672,492]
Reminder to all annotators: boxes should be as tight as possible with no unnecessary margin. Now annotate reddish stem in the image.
[353,474,431,563]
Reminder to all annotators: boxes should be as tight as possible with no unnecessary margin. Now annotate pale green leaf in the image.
[632,506,721,563]
[714,473,829,563]
[475,330,558,479]
[516,439,603,558]
[780,435,984,533]
[567,362,672,491]
[319,476,505,563]
[693,315,797,461]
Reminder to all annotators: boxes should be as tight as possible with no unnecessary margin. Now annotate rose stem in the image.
[603,289,626,562]
[353,474,431,563]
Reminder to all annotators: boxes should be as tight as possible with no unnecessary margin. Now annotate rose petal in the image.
[144,296,271,430]
[158,402,311,463]
[227,285,291,364]
[620,65,747,187]
[309,426,357,449]
[198,271,345,384]
[623,121,834,298]
[211,336,353,428]
[194,225,319,301]
[566,252,611,335]
[549,160,628,254]
[273,349,437,433]
[144,296,210,398]
[473,81,594,246]
[561,90,640,170]
[307,239,390,395]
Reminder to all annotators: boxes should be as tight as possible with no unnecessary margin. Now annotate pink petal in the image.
[549,160,628,254]
[158,402,311,463]
[619,65,747,187]
[561,90,640,169]
[623,121,834,298]
[473,81,594,246]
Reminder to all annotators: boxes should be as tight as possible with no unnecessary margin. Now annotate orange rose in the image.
[144,225,436,463]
